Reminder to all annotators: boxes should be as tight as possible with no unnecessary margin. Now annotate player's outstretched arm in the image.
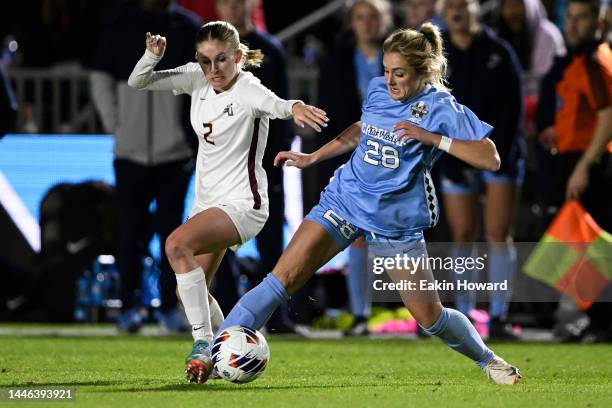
[128,33,194,93]
[393,121,500,171]
[274,122,361,169]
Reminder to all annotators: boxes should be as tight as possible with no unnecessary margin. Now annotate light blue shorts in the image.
[304,202,426,258]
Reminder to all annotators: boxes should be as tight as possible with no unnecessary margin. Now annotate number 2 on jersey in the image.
[202,123,214,145]
[363,139,399,169]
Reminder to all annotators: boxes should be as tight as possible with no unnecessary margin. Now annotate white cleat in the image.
[484,355,522,384]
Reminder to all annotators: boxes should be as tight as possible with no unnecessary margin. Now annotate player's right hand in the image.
[146,32,166,57]
[274,151,316,169]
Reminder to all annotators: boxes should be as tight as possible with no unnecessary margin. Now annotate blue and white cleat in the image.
[484,355,522,384]
[185,339,213,384]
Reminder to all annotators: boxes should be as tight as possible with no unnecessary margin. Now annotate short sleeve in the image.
[431,95,493,141]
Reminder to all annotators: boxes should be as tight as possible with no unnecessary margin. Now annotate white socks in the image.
[209,296,225,334]
[175,267,213,343]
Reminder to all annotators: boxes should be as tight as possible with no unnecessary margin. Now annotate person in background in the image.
[404,0,445,29]
[439,0,524,339]
[316,0,392,336]
[215,0,298,334]
[180,0,268,31]
[536,0,612,342]
[495,0,566,235]
[90,0,201,333]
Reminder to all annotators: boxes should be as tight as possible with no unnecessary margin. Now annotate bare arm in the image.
[274,122,361,168]
[393,121,501,171]
[566,106,612,200]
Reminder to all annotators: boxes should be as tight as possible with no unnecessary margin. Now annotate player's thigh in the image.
[272,220,343,295]
[167,207,241,256]
[443,192,480,242]
[484,182,517,243]
[195,250,227,286]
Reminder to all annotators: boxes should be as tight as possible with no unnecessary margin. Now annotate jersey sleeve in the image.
[127,50,199,95]
[431,96,493,141]
[241,78,299,119]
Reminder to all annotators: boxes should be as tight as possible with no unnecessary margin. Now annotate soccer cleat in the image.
[116,308,142,334]
[489,318,519,341]
[484,355,522,385]
[184,339,213,384]
[157,308,189,334]
[344,320,369,337]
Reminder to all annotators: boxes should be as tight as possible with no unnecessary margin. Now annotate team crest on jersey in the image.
[223,103,234,116]
[410,101,429,122]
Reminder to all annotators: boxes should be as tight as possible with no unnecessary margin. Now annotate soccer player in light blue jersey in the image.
[217,23,522,384]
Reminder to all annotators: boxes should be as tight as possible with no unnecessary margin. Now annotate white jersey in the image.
[128,50,298,212]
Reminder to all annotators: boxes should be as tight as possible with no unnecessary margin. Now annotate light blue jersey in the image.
[319,77,493,237]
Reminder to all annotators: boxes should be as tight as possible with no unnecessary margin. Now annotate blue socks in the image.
[488,245,516,320]
[421,307,494,368]
[347,246,371,319]
[217,273,289,334]
[452,244,476,317]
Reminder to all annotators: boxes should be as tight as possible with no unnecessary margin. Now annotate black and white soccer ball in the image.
[212,326,270,383]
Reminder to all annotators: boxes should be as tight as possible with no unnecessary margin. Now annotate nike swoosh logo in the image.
[200,98,206,101]
[66,237,91,254]
[193,325,205,331]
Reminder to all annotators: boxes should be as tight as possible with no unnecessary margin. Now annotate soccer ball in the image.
[212,326,269,383]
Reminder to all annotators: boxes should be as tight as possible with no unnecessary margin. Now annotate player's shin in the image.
[175,267,213,343]
[421,307,494,368]
[209,295,224,333]
[217,273,289,334]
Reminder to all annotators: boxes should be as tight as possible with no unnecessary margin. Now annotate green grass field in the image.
[1,328,611,407]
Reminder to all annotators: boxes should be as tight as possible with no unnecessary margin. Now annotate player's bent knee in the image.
[164,234,192,264]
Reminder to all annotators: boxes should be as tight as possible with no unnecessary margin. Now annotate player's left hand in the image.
[292,102,329,132]
[566,161,589,201]
[392,121,436,145]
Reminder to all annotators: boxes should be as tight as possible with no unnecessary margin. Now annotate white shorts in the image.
[189,200,269,251]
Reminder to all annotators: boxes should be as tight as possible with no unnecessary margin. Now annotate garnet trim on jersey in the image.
[248,118,262,210]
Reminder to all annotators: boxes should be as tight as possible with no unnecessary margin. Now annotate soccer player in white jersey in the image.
[217,23,522,385]
[128,21,328,382]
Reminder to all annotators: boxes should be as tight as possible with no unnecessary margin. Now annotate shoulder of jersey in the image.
[237,70,261,86]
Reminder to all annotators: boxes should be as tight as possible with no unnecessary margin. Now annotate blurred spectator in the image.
[404,0,445,29]
[535,0,612,341]
[497,0,565,131]
[215,0,297,334]
[439,0,524,339]
[0,45,17,138]
[315,0,392,336]
[495,0,566,224]
[180,0,267,31]
[498,0,566,80]
[536,0,612,227]
[90,0,201,333]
